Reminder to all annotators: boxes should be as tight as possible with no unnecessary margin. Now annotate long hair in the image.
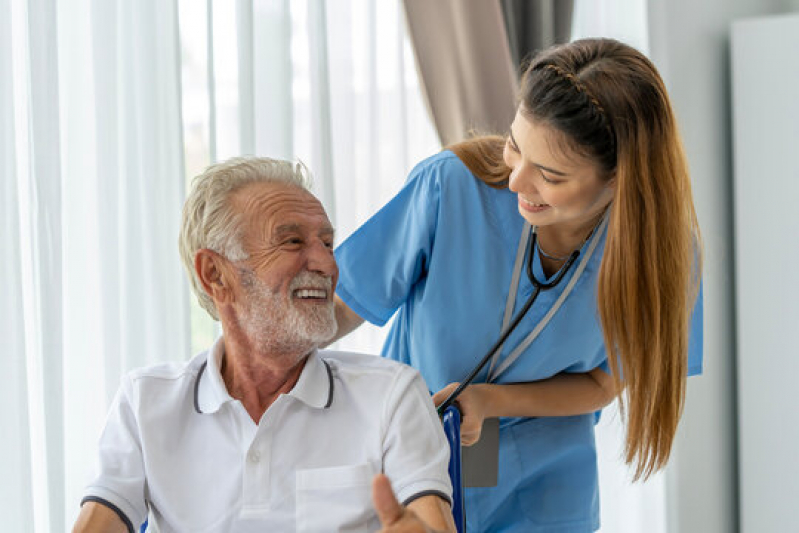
[450,38,702,480]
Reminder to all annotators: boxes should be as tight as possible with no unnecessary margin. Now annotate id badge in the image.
[461,417,499,487]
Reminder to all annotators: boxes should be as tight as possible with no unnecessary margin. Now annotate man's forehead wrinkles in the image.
[272,222,335,237]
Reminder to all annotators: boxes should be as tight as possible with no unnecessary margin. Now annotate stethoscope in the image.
[437,227,580,415]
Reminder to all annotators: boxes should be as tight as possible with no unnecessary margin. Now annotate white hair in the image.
[179,156,313,320]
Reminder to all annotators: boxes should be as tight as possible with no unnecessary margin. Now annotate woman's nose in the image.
[509,163,538,195]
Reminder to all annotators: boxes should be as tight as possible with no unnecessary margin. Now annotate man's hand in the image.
[372,474,454,532]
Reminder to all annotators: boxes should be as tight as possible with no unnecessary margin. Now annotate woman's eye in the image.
[540,170,561,185]
[507,136,520,153]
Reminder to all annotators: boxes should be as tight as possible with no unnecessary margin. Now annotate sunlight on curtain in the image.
[572,0,649,54]
[571,2,666,532]
[3,0,189,529]
[1,0,35,528]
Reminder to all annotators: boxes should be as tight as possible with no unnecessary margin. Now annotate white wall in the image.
[647,1,799,532]
[731,13,799,533]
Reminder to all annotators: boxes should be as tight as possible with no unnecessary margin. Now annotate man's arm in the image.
[373,474,455,532]
[72,501,129,533]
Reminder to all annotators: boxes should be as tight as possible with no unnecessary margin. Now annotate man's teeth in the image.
[295,289,327,299]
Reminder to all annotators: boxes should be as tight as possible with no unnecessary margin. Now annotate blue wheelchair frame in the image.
[441,404,465,533]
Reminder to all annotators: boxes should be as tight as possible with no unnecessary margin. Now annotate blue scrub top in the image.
[335,151,703,532]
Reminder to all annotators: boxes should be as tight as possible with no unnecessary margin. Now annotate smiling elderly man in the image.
[73,157,454,533]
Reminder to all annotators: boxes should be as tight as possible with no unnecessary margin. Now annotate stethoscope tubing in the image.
[436,229,580,416]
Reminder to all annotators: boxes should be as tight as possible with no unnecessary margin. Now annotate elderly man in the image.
[73,157,455,532]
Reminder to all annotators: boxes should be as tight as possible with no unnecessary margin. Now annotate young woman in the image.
[332,38,703,531]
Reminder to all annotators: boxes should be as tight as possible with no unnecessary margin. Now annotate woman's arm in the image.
[325,295,366,346]
[433,367,617,445]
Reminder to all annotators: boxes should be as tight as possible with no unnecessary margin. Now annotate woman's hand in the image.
[433,383,489,446]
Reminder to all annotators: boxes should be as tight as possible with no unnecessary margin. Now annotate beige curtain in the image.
[403,0,573,147]
[402,0,518,146]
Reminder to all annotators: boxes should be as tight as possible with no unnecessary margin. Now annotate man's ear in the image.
[195,249,234,305]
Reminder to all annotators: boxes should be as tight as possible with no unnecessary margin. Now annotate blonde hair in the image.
[179,156,312,320]
[449,38,702,480]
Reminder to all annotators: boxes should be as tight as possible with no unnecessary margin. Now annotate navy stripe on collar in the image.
[322,359,334,408]
[193,361,208,414]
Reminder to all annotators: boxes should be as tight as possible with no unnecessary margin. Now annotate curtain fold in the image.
[27,0,65,528]
[402,0,518,146]
[1,0,35,527]
[307,0,336,222]
[252,0,293,159]
[501,0,574,68]
[4,0,189,529]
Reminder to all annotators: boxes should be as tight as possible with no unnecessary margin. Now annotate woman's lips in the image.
[518,196,551,213]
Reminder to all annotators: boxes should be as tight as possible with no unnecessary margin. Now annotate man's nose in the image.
[306,241,337,277]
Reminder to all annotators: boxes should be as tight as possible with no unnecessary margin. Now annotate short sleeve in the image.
[686,281,704,376]
[335,159,441,326]
[381,367,452,506]
[82,376,147,532]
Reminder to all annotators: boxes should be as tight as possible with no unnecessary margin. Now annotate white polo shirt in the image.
[83,338,452,533]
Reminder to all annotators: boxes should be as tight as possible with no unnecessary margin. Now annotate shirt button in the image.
[248,450,261,463]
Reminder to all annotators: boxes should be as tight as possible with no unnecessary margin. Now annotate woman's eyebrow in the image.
[509,129,568,176]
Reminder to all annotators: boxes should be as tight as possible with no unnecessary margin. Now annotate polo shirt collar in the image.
[195,337,233,414]
[194,338,334,414]
[287,349,334,410]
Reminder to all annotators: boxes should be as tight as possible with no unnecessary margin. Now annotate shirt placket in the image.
[237,402,274,519]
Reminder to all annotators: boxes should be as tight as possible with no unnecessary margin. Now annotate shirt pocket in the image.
[295,463,375,533]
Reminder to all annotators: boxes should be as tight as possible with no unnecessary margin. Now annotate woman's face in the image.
[503,110,615,233]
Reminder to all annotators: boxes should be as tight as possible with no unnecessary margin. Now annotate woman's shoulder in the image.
[407,149,475,183]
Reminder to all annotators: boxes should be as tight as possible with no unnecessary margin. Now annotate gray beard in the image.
[238,270,337,358]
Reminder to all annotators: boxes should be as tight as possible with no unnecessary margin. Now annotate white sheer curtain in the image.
[571,2,667,532]
[3,0,189,530]
[3,0,436,530]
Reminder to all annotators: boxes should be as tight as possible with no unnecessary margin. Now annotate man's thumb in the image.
[372,473,403,526]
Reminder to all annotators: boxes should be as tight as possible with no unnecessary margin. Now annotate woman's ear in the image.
[605,171,617,189]
[195,249,232,304]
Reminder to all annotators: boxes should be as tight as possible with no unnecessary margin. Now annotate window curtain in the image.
[3,0,189,530]
[3,0,438,529]
[401,0,519,146]
[501,0,574,68]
